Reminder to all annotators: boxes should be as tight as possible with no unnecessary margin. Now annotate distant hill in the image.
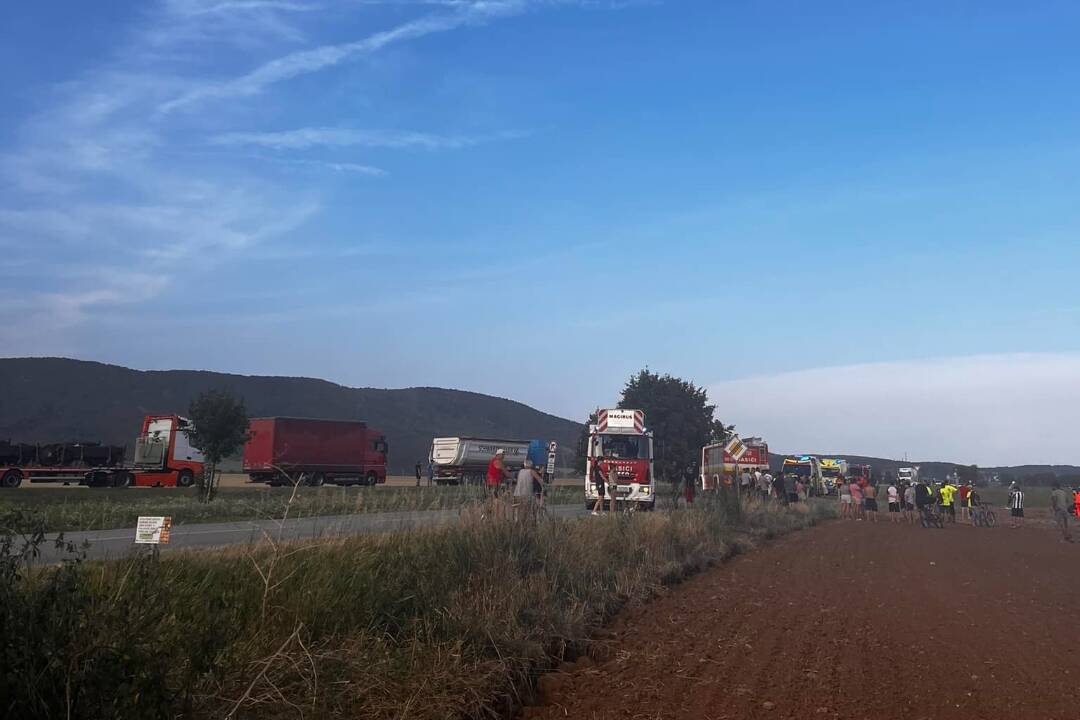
[769,453,1080,484]
[0,358,582,474]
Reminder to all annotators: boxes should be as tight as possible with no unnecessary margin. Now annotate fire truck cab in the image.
[132,415,205,487]
[585,409,655,512]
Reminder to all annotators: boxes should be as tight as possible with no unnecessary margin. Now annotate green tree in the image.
[187,389,249,503]
[956,464,979,485]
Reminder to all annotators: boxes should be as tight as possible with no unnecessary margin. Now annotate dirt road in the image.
[530,518,1080,720]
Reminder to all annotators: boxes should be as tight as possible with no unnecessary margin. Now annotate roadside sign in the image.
[724,435,747,461]
[546,441,557,478]
[135,516,172,544]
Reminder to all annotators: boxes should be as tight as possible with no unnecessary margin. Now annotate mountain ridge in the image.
[0,357,582,473]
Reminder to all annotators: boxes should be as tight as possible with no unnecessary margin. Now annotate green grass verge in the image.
[977,485,1053,508]
[0,484,584,533]
[0,495,834,719]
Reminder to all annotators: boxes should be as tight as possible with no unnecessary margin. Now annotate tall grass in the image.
[0,484,583,533]
[0,496,834,719]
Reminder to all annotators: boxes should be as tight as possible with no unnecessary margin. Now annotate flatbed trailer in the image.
[0,465,135,489]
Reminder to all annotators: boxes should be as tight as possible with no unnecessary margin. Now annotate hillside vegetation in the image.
[0,358,581,473]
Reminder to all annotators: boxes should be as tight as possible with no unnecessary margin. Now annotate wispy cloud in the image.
[709,354,1080,466]
[0,0,583,347]
[211,127,524,150]
[159,1,528,112]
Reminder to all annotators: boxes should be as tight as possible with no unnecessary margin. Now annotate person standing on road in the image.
[940,480,957,524]
[1050,482,1073,542]
[591,459,608,515]
[839,480,852,519]
[513,459,540,521]
[863,482,879,522]
[966,485,982,524]
[887,482,900,522]
[784,472,798,503]
[426,460,434,486]
[1007,482,1025,529]
[684,466,696,506]
[772,472,786,505]
[760,470,773,501]
[741,469,753,498]
[414,461,422,487]
[903,483,916,524]
[849,479,864,520]
[958,482,971,522]
[486,449,510,518]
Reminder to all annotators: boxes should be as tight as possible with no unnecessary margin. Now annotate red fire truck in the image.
[700,437,770,491]
[585,409,655,511]
[0,414,205,489]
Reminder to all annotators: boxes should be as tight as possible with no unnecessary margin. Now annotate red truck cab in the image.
[132,414,206,487]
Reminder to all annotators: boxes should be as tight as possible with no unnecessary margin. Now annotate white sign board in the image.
[134,516,172,544]
[604,410,638,428]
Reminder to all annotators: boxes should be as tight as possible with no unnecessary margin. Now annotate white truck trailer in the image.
[429,437,531,485]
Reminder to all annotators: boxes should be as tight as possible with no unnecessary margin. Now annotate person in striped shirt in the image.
[1008,481,1025,529]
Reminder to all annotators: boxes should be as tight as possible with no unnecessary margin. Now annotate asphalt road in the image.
[32,503,587,564]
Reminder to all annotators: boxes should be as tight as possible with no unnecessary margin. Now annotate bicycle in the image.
[970,504,996,528]
[919,505,944,529]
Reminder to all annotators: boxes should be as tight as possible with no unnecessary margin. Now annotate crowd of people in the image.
[833,475,1078,541]
[736,467,811,504]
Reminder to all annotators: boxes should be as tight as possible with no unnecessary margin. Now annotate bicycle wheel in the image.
[985,510,996,527]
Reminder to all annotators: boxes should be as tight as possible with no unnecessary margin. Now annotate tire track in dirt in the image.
[528,519,1080,720]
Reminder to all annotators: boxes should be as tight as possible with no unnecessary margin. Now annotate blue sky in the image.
[3,1,1080,463]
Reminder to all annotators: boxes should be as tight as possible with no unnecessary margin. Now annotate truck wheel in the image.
[307,472,325,487]
[176,469,195,488]
[111,472,132,488]
[365,471,378,486]
[1,469,23,489]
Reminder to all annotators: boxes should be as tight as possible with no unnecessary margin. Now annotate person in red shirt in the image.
[486,449,510,517]
[958,483,971,522]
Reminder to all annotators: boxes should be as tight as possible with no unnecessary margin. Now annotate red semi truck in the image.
[243,417,388,486]
[0,414,205,489]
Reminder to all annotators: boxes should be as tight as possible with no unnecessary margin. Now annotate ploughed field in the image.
[529,516,1080,720]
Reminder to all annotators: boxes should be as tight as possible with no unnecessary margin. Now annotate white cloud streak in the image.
[709,354,1080,467]
[212,126,523,149]
[159,0,528,112]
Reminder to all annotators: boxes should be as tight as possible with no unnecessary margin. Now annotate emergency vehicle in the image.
[781,456,825,495]
[700,436,770,490]
[585,409,655,511]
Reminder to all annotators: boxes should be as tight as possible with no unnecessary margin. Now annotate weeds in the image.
[0,494,834,719]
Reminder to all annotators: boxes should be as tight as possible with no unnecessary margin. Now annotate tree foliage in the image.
[576,369,732,481]
[187,389,248,502]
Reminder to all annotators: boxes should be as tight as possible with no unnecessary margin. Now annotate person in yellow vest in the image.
[940,480,958,523]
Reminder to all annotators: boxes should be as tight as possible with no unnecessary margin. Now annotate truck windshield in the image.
[783,464,811,478]
[822,468,841,478]
[597,434,649,459]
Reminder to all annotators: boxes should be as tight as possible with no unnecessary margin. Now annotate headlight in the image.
[641,486,650,495]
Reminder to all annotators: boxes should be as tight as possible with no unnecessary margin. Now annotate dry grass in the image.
[0,495,834,719]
